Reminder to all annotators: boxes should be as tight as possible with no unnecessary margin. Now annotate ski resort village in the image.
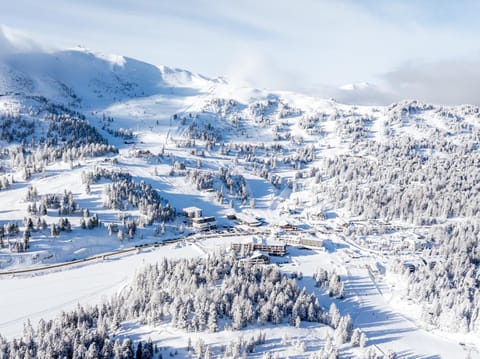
[0,3,480,358]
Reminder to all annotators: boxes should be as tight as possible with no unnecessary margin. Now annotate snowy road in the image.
[281,245,477,358]
[343,265,475,358]
[326,233,479,357]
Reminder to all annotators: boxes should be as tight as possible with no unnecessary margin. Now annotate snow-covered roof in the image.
[183,206,202,212]
[235,212,260,224]
[251,237,285,246]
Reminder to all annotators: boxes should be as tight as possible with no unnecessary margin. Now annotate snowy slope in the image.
[0,46,213,108]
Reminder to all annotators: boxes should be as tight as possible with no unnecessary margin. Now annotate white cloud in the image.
[0,25,44,56]
[224,50,312,92]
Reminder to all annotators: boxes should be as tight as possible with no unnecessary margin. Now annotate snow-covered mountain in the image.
[1,43,480,358]
[0,45,214,108]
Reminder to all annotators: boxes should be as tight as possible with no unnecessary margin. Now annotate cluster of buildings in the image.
[231,237,287,256]
[230,237,287,265]
[362,233,428,253]
[182,207,266,231]
[182,207,217,231]
[181,206,329,266]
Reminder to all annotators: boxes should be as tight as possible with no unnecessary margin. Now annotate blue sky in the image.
[1,0,480,105]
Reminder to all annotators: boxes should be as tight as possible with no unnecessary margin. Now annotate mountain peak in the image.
[0,42,214,109]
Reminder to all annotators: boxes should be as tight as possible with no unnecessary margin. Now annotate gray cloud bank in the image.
[331,59,480,107]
